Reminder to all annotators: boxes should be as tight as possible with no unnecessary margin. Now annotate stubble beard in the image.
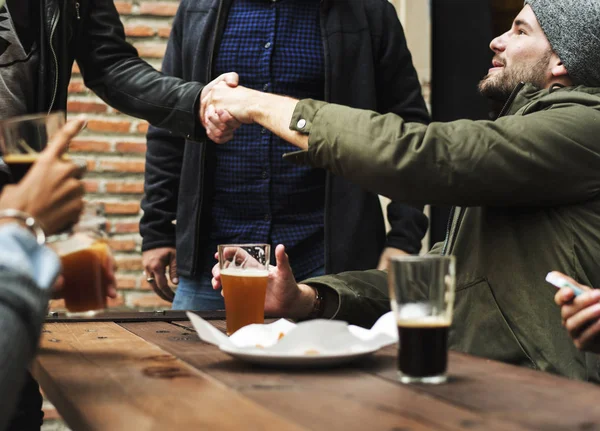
[478,51,552,102]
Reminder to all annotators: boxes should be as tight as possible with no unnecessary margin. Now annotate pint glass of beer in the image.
[49,204,112,316]
[389,255,456,384]
[0,112,65,183]
[218,244,270,335]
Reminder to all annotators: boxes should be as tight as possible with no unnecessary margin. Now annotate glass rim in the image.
[217,243,270,249]
[0,111,65,127]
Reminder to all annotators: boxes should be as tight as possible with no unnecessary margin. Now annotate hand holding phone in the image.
[546,272,585,297]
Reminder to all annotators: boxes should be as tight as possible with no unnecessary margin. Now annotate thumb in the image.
[275,244,292,277]
[222,72,239,87]
[169,252,179,284]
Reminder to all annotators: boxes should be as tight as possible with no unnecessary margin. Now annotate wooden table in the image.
[33,313,600,431]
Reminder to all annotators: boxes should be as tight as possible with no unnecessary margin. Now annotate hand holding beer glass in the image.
[49,204,114,316]
[389,255,456,384]
[218,244,270,335]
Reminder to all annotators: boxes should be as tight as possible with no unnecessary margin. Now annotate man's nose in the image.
[490,32,508,53]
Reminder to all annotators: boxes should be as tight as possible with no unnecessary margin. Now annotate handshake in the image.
[196,72,305,150]
[198,72,253,144]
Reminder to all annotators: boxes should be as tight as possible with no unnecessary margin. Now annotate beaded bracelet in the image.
[0,209,46,245]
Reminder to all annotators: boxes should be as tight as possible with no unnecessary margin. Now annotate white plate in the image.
[219,344,380,367]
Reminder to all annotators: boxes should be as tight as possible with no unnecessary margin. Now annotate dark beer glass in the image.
[389,255,456,384]
[0,112,65,182]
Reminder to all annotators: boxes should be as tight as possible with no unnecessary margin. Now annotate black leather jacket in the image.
[38,0,205,140]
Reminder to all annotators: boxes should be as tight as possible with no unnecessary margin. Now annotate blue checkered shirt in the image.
[205,0,325,280]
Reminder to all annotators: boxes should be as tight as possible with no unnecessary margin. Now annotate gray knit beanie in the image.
[525,0,600,87]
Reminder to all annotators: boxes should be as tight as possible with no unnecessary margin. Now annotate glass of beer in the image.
[389,255,456,384]
[218,244,270,335]
[49,204,112,316]
[0,112,65,183]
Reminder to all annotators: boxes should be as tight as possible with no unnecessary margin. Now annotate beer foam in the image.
[397,315,451,327]
[220,268,268,277]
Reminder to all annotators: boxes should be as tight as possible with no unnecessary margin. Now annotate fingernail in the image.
[172,278,179,284]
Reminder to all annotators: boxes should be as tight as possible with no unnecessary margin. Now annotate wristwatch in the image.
[307,285,324,319]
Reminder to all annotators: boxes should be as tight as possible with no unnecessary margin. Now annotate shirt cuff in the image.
[283,99,329,165]
[0,224,61,290]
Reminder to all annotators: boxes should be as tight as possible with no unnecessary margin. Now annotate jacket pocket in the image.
[450,278,537,369]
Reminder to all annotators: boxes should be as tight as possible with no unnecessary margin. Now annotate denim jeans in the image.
[172,266,325,311]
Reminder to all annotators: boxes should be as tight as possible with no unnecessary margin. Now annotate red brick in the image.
[69,139,111,153]
[109,221,140,234]
[133,42,167,58]
[106,181,145,194]
[67,100,107,114]
[85,159,97,171]
[87,119,131,134]
[116,256,144,271]
[158,27,172,39]
[68,80,86,94]
[128,293,172,309]
[83,179,99,193]
[139,2,179,16]
[99,159,145,173]
[125,24,156,37]
[116,141,147,153]
[137,122,149,134]
[104,201,141,215]
[116,275,139,290]
[107,294,125,308]
[107,238,138,252]
[114,1,133,14]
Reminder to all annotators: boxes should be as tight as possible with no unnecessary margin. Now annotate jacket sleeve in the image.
[290,99,600,207]
[372,2,430,253]
[0,227,57,430]
[75,0,206,141]
[304,269,390,329]
[139,16,187,252]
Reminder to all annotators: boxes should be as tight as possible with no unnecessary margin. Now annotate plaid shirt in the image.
[206,0,325,279]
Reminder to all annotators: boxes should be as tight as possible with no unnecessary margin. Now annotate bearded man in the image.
[202,0,600,382]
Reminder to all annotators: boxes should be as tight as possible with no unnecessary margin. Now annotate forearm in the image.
[249,93,308,150]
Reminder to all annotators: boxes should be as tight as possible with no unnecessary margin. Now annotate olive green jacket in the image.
[295,84,600,382]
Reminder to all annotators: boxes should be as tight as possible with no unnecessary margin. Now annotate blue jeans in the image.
[172,266,326,311]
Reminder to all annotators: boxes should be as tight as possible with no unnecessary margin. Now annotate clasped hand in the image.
[199,72,260,143]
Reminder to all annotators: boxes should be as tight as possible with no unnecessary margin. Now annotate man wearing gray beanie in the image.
[526,0,600,88]
[203,4,600,382]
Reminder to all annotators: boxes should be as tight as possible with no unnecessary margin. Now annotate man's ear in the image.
[550,55,569,79]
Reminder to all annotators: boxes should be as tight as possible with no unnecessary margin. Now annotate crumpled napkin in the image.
[186,311,397,356]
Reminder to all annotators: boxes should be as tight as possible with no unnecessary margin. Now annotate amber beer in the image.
[397,317,451,379]
[60,241,110,313]
[3,153,38,183]
[221,268,268,335]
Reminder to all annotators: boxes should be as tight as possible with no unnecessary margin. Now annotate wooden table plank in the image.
[34,322,307,431]
[121,321,533,431]
[369,347,600,431]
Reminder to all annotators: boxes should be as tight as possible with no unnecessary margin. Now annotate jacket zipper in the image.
[47,9,61,114]
[75,2,81,20]
[441,82,526,256]
[192,0,225,275]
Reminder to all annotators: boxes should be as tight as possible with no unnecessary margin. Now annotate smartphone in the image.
[545,272,584,297]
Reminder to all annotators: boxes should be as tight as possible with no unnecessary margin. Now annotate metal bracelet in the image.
[0,209,46,245]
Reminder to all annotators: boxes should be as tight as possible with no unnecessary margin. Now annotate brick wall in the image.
[49,0,180,313]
